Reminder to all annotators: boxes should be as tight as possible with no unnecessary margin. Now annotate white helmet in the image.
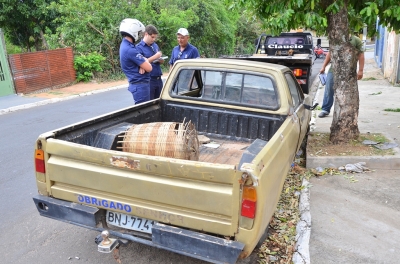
[119,18,145,41]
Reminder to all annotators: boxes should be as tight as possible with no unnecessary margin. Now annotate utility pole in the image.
[363,25,367,51]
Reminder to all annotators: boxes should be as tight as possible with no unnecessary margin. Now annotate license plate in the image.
[106,211,156,234]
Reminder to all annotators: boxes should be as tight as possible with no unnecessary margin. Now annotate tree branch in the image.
[87,22,104,36]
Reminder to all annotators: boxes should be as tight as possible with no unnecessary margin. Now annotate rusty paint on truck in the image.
[110,156,140,170]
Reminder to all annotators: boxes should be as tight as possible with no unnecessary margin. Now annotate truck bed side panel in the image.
[235,115,301,253]
[161,101,284,141]
[56,103,162,146]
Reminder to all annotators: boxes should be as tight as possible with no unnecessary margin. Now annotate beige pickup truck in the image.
[33,58,314,263]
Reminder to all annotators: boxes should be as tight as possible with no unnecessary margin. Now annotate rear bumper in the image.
[33,195,244,264]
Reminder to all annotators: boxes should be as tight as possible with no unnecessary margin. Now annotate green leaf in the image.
[367,7,371,17]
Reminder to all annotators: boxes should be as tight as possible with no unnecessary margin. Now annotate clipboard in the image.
[153,56,168,63]
[319,73,327,85]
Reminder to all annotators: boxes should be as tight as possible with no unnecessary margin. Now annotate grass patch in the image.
[307,133,395,156]
[362,77,377,81]
[96,72,126,82]
[369,91,382,95]
[384,108,400,112]
[48,91,64,95]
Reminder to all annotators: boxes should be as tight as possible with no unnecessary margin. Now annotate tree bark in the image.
[40,29,49,50]
[327,3,360,144]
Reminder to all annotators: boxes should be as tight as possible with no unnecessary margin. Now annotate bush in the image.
[74,52,105,82]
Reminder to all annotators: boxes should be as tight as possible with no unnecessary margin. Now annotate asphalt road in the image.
[0,61,322,264]
[0,90,209,264]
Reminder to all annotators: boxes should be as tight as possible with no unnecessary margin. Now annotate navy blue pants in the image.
[128,83,150,104]
[150,77,163,99]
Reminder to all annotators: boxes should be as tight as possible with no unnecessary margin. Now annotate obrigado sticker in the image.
[77,195,132,213]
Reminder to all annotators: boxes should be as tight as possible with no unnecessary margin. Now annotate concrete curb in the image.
[0,84,127,116]
[306,151,400,170]
[293,178,311,264]
[292,75,321,264]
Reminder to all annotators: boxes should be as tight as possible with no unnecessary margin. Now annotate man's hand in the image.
[139,58,150,73]
[151,52,163,64]
[357,70,363,80]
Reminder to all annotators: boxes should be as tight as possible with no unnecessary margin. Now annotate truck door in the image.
[284,72,310,151]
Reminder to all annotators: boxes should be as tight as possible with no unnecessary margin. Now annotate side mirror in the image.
[304,103,318,111]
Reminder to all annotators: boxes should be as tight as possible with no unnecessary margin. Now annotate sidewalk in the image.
[307,57,400,263]
[308,57,400,169]
[0,73,171,115]
[0,80,129,115]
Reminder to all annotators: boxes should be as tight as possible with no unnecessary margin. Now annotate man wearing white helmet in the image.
[169,28,200,71]
[119,18,152,104]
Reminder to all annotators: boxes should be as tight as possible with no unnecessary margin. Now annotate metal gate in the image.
[0,28,15,97]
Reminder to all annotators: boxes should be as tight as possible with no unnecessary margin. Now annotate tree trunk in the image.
[327,3,360,144]
[40,29,49,50]
[34,36,41,51]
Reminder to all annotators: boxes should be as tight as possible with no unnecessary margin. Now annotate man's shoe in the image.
[318,111,329,118]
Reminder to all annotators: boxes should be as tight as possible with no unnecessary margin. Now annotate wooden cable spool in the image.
[118,121,199,161]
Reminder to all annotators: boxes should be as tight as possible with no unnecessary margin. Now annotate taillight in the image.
[35,149,45,173]
[293,69,303,77]
[241,186,257,219]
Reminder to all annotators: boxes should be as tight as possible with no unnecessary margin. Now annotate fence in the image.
[8,47,76,94]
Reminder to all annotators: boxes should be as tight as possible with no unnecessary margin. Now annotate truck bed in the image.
[198,137,251,166]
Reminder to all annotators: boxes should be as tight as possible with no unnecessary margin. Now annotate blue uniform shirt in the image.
[169,43,200,66]
[119,38,149,84]
[136,40,163,77]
